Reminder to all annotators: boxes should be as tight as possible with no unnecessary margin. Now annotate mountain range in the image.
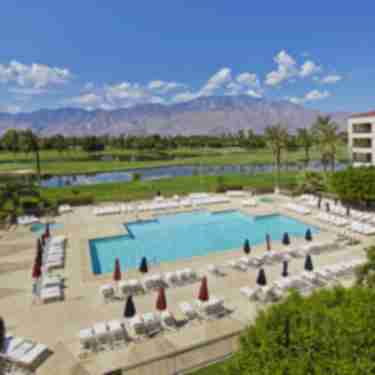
[0,96,349,137]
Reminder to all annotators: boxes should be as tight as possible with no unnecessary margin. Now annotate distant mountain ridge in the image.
[0,96,350,136]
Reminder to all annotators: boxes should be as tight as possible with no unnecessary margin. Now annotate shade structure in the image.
[243,239,251,255]
[305,228,313,242]
[113,258,122,282]
[32,261,42,279]
[256,268,267,286]
[156,287,167,311]
[0,317,5,353]
[304,254,314,272]
[198,276,209,302]
[45,223,50,239]
[282,260,289,277]
[124,296,136,318]
[266,234,271,251]
[282,232,291,246]
[139,257,148,273]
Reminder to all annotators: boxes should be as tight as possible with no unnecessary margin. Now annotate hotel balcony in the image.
[352,123,373,134]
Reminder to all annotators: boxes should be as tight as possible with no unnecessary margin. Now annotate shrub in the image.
[215,184,243,193]
[227,287,375,375]
[56,193,94,206]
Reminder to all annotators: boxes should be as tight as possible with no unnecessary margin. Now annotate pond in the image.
[40,161,348,188]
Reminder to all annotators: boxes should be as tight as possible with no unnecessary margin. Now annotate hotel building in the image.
[348,111,375,166]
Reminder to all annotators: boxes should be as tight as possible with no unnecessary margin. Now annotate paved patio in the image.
[0,193,368,375]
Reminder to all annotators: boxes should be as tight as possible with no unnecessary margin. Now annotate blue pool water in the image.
[30,222,63,233]
[89,210,318,275]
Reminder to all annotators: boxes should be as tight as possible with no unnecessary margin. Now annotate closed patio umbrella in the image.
[139,257,148,273]
[256,268,267,286]
[32,261,42,280]
[304,254,314,272]
[282,260,289,277]
[282,232,290,246]
[305,228,313,242]
[45,223,50,239]
[0,317,5,353]
[124,296,136,318]
[243,239,251,255]
[266,234,271,251]
[198,276,209,302]
[113,258,122,282]
[156,287,167,311]
[326,202,330,212]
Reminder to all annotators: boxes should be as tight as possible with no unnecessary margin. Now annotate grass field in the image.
[40,172,301,204]
[0,145,349,176]
[189,361,227,375]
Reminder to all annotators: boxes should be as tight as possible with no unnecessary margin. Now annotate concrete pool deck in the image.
[0,193,369,375]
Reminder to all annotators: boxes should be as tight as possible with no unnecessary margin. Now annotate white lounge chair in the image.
[100,284,115,301]
[79,328,96,351]
[179,302,199,320]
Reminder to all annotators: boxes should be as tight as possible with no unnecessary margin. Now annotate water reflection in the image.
[41,162,347,188]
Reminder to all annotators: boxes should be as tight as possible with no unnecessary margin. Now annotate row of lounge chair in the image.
[316,212,349,227]
[57,204,72,214]
[100,268,199,301]
[17,216,39,225]
[283,203,311,215]
[180,296,227,320]
[79,311,178,353]
[39,236,66,303]
[228,240,338,272]
[299,194,375,222]
[93,193,231,216]
[241,258,363,303]
[2,334,49,371]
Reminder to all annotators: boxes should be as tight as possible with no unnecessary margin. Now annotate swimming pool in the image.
[89,210,318,275]
[30,222,63,234]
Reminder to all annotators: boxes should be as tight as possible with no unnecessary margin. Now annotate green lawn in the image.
[0,145,349,176]
[188,361,228,375]
[40,172,300,204]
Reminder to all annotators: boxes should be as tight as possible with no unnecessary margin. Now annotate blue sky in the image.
[0,1,374,113]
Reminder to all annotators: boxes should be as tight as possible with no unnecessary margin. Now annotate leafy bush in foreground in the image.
[227,287,375,375]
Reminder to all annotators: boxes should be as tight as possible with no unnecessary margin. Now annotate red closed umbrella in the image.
[113,258,122,282]
[32,261,41,280]
[45,223,50,239]
[198,276,209,302]
[156,287,167,311]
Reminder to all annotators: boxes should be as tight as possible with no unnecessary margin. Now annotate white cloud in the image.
[246,89,263,98]
[200,68,232,95]
[147,80,184,93]
[236,72,259,87]
[289,89,330,104]
[0,60,72,88]
[300,60,321,78]
[68,93,103,108]
[8,87,48,96]
[265,50,298,86]
[0,104,22,114]
[320,74,342,84]
[171,91,200,103]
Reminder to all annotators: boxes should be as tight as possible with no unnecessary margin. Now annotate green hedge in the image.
[56,193,94,206]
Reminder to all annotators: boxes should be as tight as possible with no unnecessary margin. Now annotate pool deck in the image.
[0,193,369,375]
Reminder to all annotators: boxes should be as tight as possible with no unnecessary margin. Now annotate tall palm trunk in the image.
[35,148,41,185]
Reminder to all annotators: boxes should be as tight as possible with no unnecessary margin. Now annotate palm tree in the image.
[312,116,340,173]
[297,128,314,169]
[356,246,375,288]
[20,130,41,184]
[0,182,40,224]
[265,124,289,192]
